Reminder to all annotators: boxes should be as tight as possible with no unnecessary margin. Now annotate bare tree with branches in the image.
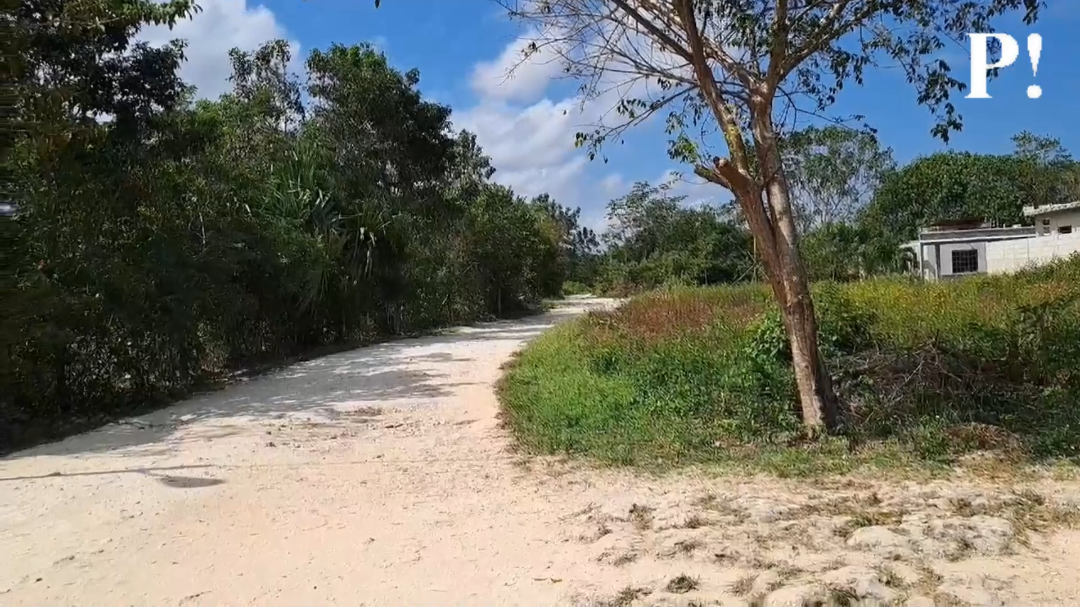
[481,0,1041,432]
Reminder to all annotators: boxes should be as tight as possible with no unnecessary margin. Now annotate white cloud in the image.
[599,173,626,194]
[469,33,565,103]
[598,169,727,205]
[138,0,299,100]
[455,17,705,232]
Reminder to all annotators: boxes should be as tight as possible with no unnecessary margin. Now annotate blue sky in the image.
[142,0,1080,230]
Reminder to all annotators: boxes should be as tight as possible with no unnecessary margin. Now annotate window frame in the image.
[951,248,979,275]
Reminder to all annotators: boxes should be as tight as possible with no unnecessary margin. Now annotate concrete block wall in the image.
[986,232,1080,274]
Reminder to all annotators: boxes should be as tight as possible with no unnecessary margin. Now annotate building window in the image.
[1060,225,1073,234]
[951,249,979,274]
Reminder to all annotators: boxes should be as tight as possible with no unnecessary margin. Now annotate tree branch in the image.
[674,0,752,174]
[766,0,790,86]
[610,0,694,63]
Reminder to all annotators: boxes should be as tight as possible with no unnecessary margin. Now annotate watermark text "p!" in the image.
[967,33,1043,99]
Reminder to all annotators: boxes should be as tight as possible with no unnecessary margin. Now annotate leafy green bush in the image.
[499,256,1080,472]
[1,32,580,453]
[561,281,591,296]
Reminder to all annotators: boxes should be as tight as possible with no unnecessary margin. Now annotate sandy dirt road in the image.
[2,297,1080,607]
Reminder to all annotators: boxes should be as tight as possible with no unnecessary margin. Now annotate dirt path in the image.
[2,297,1079,607]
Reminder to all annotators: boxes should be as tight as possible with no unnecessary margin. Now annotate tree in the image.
[601,182,753,290]
[1012,131,1072,165]
[485,0,1041,432]
[2,23,569,450]
[1010,131,1080,207]
[800,222,909,281]
[863,151,1048,243]
[529,193,601,290]
[782,126,895,233]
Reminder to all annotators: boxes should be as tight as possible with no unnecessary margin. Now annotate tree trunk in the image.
[753,113,839,433]
[673,0,838,432]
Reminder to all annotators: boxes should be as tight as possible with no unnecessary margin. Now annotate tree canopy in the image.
[0,2,589,451]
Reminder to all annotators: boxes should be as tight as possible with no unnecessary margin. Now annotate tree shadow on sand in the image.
[2,304,604,461]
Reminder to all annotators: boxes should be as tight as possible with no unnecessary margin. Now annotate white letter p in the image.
[967,33,1019,99]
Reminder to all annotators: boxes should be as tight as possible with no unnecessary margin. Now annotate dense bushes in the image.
[1,19,580,452]
[588,182,757,296]
[499,256,1080,472]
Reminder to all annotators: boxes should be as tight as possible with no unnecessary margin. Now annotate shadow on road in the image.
[1,302,608,461]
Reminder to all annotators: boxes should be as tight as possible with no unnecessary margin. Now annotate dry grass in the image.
[597,585,652,607]
[945,488,1080,544]
[729,573,758,596]
[665,574,699,594]
[629,503,655,530]
[674,538,704,555]
[681,513,711,529]
[873,564,907,590]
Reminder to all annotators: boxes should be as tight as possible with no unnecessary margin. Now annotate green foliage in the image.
[0,19,574,451]
[861,150,1075,243]
[799,222,913,282]
[499,258,1080,471]
[595,182,755,294]
[561,281,591,296]
[782,126,896,232]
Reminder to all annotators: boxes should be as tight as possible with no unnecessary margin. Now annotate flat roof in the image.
[918,225,1034,241]
[1023,200,1080,217]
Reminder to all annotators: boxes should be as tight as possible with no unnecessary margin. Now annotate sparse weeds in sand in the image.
[774,563,805,582]
[665,574,699,594]
[913,562,943,597]
[750,583,858,607]
[873,564,907,589]
[676,538,704,555]
[823,557,848,571]
[821,584,860,607]
[713,548,739,565]
[694,494,749,521]
[582,523,612,543]
[932,591,973,607]
[611,552,638,567]
[947,496,982,517]
[1007,489,1080,534]
[693,493,718,508]
[833,508,904,538]
[599,585,652,607]
[946,489,1080,545]
[682,513,711,529]
[741,553,776,570]
[629,503,655,530]
[946,535,977,561]
[780,493,901,524]
[858,491,883,507]
[729,573,758,596]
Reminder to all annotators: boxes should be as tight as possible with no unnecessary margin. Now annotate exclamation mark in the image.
[1027,34,1042,99]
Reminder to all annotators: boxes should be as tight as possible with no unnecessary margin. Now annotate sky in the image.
[138,0,1080,232]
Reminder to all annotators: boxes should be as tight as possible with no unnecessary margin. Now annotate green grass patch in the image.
[498,256,1080,475]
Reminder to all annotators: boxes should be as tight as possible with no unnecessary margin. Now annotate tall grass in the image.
[498,256,1080,475]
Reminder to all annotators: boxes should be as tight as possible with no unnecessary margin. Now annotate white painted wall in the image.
[1034,209,1080,237]
[919,241,987,279]
[986,232,1080,273]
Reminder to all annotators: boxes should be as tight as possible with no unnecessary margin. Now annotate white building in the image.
[903,201,1080,280]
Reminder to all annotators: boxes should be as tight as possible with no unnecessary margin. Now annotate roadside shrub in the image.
[562,280,591,296]
[499,256,1080,470]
